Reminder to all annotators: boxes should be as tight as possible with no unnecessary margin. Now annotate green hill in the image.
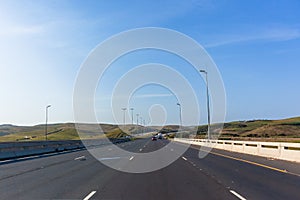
[1,117,299,142]
[198,117,300,142]
[0,123,149,142]
[146,117,300,142]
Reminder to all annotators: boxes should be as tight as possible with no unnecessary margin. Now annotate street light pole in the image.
[45,105,51,141]
[200,70,211,140]
[136,113,139,125]
[130,108,134,125]
[136,113,139,134]
[176,103,182,127]
[122,108,127,125]
[140,116,143,133]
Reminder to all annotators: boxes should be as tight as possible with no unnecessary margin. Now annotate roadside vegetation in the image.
[196,117,300,142]
[0,117,299,142]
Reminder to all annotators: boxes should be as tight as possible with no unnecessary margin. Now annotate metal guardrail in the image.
[175,138,300,163]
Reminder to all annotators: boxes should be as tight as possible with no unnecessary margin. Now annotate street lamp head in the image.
[177,103,181,106]
[200,70,207,73]
[47,105,51,108]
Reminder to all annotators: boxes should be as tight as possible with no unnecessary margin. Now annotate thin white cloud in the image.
[0,24,45,36]
[265,28,300,41]
[110,0,213,27]
[135,93,174,98]
[205,27,300,48]
[95,93,174,101]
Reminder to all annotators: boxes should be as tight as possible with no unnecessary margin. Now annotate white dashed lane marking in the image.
[83,191,96,200]
[74,156,86,160]
[230,190,247,200]
[180,153,247,200]
[99,157,121,161]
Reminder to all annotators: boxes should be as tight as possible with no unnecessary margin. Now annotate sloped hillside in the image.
[199,117,300,142]
[0,124,141,142]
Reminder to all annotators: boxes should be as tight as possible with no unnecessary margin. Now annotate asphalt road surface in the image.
[0,138,299,200]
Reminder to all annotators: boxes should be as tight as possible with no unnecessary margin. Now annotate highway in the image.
[0,138,299,200]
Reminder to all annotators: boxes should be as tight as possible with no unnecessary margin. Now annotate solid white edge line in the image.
[16,155,40,160]
[83,191,96,200]
[182,156,187,161]
[230,190,247,200]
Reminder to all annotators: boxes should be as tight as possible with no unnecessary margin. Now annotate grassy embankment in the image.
[196,117,300,142]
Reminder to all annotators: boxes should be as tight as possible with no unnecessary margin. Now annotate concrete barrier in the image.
[0,138,132,161]
[174,138,300,163]
[0,140,84,160]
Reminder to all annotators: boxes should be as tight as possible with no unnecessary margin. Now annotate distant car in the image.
[152,136,157,141]
[157,133,162,139]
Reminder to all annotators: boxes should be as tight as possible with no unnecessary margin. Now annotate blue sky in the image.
[0,0,300,125]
